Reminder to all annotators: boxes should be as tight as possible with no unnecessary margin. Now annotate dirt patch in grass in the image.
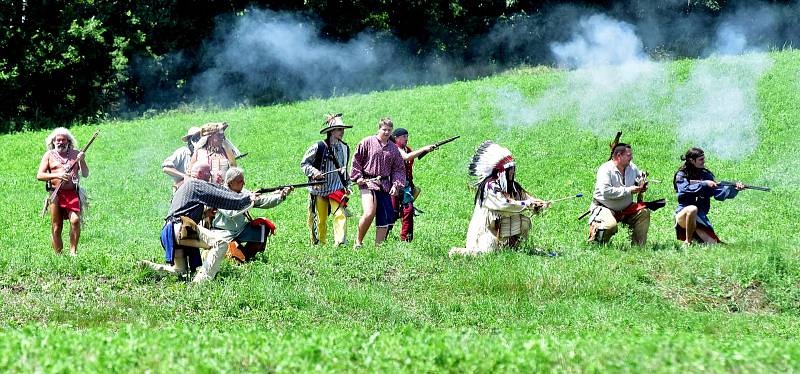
[658,277,774,314]
[0,283,26,294]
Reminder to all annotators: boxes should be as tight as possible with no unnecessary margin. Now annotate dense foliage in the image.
[1,0,799,132]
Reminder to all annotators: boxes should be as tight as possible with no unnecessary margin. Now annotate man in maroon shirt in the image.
[350,118,406,247]
[390,128,436,242]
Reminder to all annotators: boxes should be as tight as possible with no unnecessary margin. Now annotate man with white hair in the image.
[139,161,255,282]
[37,127,90,256]
[162,126,201,193]
[213,167,292,263]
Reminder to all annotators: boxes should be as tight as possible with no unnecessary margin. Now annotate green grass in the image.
[1,50,799,372]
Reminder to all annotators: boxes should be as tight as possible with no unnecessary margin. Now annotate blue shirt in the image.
[674,169,738,229]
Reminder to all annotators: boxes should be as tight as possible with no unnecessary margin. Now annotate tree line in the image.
[1,0,797,133]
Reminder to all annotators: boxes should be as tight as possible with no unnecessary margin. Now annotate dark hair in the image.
[673,147,707,191]
[611,143,631,158]
[474,166,524,206]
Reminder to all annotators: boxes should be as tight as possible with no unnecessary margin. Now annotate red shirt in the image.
[350,136,406,192]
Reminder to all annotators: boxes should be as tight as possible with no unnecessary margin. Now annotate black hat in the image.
[393,128,409,137]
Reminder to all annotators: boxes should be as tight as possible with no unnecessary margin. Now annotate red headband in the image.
[494,155,514,172]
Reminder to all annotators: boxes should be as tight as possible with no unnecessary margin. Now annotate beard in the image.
[55,143,69,152]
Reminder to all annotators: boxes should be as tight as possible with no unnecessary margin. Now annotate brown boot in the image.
[226,242,245,264]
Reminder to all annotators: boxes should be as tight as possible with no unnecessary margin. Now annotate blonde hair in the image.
[378,117,393,129]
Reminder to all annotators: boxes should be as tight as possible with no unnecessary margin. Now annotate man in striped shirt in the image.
[300,113,352,246]
[140,162,255,282]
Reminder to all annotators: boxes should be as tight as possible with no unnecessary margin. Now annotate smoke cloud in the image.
[189,9,452,106]
[672,54,772,160]
[128,1,799,124]
[490,15,668,134]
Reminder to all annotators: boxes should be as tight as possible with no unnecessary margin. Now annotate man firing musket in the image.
[449,141,550,257]
[673,147,768,245]
[36,128,96,256]
[389,130,458,242]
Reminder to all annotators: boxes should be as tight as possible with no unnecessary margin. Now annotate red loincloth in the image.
[56,189,81,218]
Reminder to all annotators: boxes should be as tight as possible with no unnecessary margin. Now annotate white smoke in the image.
[191,9,450,105]
[490,14,668,133]
[672,54,772,160]
[550,14,647,69]
[708,4,780,56]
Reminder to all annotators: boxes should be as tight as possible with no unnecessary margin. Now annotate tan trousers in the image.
[589,207,650,246]
[191,225,230,282]
[308,195,347,245]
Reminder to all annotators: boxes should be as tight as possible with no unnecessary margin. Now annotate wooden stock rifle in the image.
[41,131,99,216]
[256,180,325,194]
[419,135,460,159]
[720,181,770,192]
[688,180,771,192]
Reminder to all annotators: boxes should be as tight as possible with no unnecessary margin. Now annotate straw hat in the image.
[320,113,352,134]
[180,126,202,142]
[200,122,229,136]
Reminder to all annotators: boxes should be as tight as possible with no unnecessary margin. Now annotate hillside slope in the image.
[1,51,798,371]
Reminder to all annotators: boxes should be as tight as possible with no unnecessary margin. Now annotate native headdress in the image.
[469,141,515,183]
[45,127,79,150]
[469,141,521,204]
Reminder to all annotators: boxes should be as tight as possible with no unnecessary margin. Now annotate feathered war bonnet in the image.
[468,141,515,184]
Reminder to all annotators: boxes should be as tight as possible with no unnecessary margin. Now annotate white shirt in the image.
[591,160,643,211]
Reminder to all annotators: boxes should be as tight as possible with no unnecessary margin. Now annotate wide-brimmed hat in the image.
[181,126,202,142]
[201,122,229,137]
[320,113,352,134]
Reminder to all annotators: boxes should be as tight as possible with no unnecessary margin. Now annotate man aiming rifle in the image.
[389,129,457,241]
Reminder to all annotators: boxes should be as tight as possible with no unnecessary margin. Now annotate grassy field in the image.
[1,50,799,372]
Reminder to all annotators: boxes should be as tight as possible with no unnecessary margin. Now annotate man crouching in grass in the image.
[139,162,255,282]
[214,167,292,263]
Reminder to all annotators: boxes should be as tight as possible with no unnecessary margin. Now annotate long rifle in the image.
[719,181,771,192]
[41,131,99,216]
[256,181,325,194]
[688,180,770,192]
[419,135,460,159]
